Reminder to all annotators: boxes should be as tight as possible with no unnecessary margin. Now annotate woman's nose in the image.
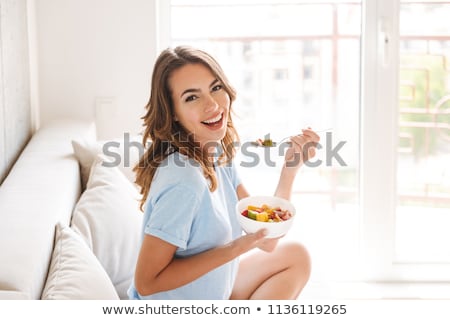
[204,94,219,113]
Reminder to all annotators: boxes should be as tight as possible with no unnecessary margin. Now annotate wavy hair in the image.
[134,46,239,211]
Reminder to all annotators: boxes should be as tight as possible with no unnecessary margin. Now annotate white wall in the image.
[34,0,161,139]
[0,0,32,184]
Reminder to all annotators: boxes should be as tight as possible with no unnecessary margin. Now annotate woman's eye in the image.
[185,95,197,102]
[212,84,222,92]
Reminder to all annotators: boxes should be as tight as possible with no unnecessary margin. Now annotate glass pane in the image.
[172,4,333,38]
[396,1,450,263]
[170,1,362,280]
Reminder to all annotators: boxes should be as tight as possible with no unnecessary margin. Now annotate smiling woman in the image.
[128,46,319,300]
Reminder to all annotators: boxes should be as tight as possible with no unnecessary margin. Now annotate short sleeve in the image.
[144,185,201,250]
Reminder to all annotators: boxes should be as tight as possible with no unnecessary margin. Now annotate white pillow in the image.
[71,135,143,190]
[71,155,143,299]
[41,223,119,300]
[71,140,100,189]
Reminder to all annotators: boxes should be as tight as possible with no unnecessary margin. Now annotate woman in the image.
[128,46,319,300]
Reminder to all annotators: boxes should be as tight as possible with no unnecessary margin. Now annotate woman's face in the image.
[169,63,230,150]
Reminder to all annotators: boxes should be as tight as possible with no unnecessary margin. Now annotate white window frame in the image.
[360,0,400,281]
[361,0,450,282]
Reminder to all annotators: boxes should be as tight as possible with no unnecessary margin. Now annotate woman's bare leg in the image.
[230,241,311,300]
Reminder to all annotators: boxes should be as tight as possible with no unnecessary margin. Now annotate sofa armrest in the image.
[0,119,96,299]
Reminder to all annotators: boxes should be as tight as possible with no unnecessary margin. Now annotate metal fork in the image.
[251,128,333,147]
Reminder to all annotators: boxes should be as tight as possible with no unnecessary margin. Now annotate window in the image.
[161,0,450,283]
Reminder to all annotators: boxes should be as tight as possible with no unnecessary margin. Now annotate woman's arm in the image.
[134,229,267,296]
[236,183,250,200]
[275,128,320,201]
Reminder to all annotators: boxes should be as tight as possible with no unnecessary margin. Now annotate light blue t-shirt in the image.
[128,152,243,300]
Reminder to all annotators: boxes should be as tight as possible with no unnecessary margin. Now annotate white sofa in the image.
[0,119,142,299]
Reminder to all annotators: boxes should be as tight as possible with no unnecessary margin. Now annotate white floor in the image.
[300,281,450,300]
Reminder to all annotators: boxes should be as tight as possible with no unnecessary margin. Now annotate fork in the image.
[251,128,333,147]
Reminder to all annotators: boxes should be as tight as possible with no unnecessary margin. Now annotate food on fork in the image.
[253,138,275,147]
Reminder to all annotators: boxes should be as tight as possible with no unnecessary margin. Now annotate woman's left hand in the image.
[257,236,281,252]
[284,128,320,170]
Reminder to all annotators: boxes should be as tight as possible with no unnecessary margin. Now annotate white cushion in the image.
[71,139,98,189]
[71,155,143,299]
[71,135,143,190]
[41,223,119,300]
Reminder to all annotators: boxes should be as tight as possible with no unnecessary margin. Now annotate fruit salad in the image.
[241,204,293,222]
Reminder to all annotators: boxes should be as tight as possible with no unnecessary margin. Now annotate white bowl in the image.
[236,195,296,238]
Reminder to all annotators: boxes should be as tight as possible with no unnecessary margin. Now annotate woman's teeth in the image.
[202,113,222,124]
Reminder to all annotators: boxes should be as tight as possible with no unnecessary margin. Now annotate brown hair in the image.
[134,46,239,211]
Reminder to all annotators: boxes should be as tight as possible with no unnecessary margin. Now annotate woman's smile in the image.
[201,112,224,129]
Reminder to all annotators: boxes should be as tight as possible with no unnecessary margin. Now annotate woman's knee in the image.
[279,242,312,278]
